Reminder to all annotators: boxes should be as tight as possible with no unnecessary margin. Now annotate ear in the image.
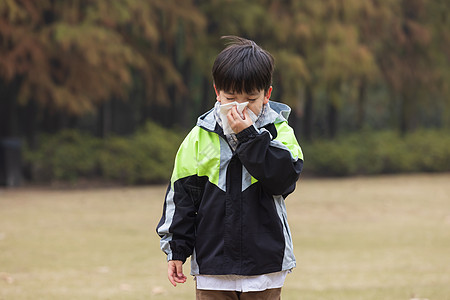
[213,84,221,102]
[263,86,272,104]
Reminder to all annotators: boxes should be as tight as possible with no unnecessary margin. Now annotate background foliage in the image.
[23,127,450,183]
[1,0,449,183]
[24,123,184,184]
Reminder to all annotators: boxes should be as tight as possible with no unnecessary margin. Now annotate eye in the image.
[226,97,235,101]
[248,98,257,102]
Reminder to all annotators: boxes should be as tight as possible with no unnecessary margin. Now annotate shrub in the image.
[304,139,358,176]
[405,129,450,172]
[99,122,184,184]
[24,122,185,184]
[302,129,450,177]
[25,127,450,183]
[24,130,101,181]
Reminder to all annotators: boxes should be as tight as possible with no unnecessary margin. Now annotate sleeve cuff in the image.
[169,252,187,263]
[236,125,259,143]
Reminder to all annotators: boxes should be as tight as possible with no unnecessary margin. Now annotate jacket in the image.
[156,101,304,276]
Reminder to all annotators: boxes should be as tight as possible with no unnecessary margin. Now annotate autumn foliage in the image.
[0,0,449,140]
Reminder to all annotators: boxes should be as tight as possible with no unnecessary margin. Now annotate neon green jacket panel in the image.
[274,121,304,161]
[171,126,221,189]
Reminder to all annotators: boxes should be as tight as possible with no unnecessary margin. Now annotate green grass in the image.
[1,174,449,299]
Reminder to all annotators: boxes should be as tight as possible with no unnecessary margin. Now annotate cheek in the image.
[248,103,262,115]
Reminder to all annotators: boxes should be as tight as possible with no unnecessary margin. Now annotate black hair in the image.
[212,36,274,94]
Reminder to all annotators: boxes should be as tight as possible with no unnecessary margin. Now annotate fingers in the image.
[242,107,251,119]
[175,261,186,281]
[168,260,187,287]
[226,107,236,124]
[227,106,253,134]
[167,261,177,286]
[230,105,242,119]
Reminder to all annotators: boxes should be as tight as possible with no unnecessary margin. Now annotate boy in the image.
[157,36,303,299]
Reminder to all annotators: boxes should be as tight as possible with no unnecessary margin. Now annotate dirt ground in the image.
[1,173,449,299]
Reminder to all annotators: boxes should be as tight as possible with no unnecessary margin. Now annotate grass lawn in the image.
[1,174,449,299]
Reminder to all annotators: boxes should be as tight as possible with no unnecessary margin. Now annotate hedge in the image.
[303,129,450,176]
[24,122,185,184]
[24,126,450,184]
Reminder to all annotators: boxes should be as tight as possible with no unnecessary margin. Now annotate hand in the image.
[168,260,187,287]
[227,106,253,134]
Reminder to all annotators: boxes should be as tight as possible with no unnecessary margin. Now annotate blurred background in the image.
[1,2,450,299]
[0,0,449,186]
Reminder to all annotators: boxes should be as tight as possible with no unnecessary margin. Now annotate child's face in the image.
[215,86,272,116]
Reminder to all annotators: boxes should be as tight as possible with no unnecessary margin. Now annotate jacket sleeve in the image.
[156,129,200,263]
[235,122,303,196]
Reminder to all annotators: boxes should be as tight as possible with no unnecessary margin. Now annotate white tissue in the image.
[219,101,258,135]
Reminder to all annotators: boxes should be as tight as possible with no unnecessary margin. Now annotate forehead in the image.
[223,90,262,96]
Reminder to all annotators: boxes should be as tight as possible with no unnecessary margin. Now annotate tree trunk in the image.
[399,92,414,136]
[356,77,367,130]
[0,78,21,138]
[327,81,341,139]
[22,101,38,149]
[178,59,191,128]
[98,101,112,138]
[0,91,13,138]
[202,77,213,113]
[302,84,314,140]
[327,101,338,138]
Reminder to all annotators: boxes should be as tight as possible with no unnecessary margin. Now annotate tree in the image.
[361,0,443,134]
[319,0,378,137]
[265,0,378,139]
[0,0,205,139]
